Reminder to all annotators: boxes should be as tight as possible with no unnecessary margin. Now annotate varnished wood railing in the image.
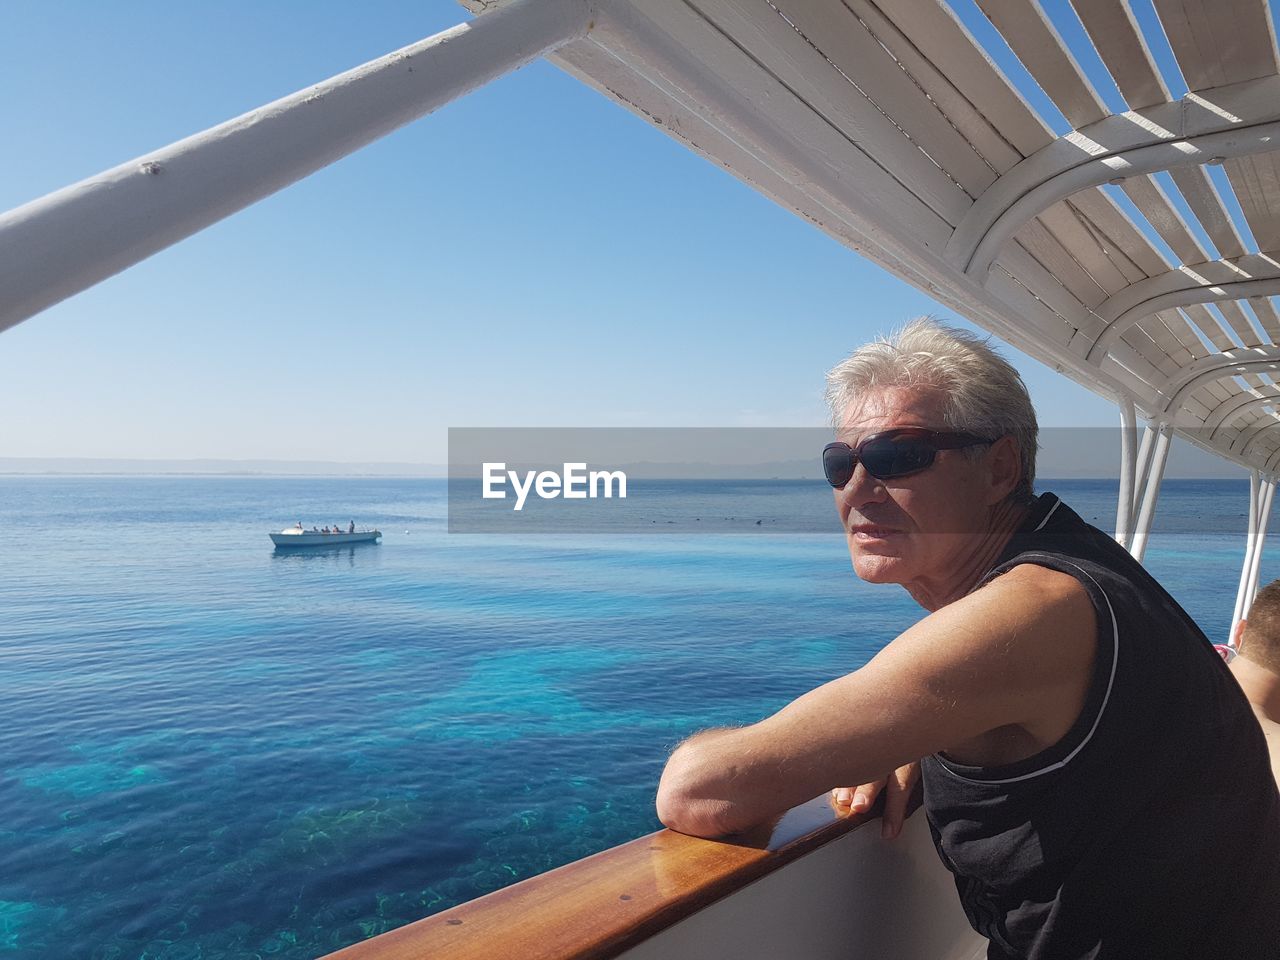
[318,795,887,960]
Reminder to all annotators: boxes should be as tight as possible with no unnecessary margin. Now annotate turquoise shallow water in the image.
[0,477,1273,958]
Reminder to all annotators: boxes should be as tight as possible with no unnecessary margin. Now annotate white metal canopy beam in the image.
[1082,255,1280,364]
[1153,346,1280,415]
[1204,392,1280,438]
[1236,415,1280,459]
[945,75,1280,280]
[1090,253,1280,323]
[0,0,593,334]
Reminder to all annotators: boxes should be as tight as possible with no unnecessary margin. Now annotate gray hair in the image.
[824,317,1038,502]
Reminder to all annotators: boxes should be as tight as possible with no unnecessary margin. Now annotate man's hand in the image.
[831,760,920,839]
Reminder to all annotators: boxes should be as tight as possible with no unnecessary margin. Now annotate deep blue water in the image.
[0,477,1273,959]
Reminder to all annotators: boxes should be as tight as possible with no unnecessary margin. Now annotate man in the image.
[656,319,1280,958]
[1231,580,1280,781]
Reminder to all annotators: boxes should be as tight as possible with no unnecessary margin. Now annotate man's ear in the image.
[1233,617,1247,651]
[984,435,1023,505]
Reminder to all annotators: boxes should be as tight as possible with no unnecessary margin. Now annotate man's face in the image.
[833,386,999,594]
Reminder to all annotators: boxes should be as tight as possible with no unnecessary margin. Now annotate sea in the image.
[0,476,1273,959]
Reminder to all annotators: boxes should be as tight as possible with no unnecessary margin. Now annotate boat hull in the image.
[269,530,381,547]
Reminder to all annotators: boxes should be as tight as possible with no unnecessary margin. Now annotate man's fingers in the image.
[880,762,920,839]
[852,779,883,813]
[831,779,884,813]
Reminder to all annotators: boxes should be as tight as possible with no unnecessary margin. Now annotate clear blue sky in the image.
[0,0,1123,462]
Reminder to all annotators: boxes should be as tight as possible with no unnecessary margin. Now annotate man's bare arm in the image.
[656,565,1096,837]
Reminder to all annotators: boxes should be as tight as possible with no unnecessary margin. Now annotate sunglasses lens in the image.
[824,431,971,486]
[860,436,935,478]
[823,444,855,487]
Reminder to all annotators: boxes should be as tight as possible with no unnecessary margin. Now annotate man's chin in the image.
[849,551,909,584]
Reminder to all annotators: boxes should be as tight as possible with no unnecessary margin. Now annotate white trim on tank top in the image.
[936,554,1119,785]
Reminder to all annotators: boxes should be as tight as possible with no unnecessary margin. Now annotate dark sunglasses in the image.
[822,428,995,487]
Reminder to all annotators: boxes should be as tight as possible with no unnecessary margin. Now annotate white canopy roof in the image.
[461,0,1280,473]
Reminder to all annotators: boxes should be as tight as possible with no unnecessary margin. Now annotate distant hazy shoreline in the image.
[0,458,448,478]
[0,436,1249,481]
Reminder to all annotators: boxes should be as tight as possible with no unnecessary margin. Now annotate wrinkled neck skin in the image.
[905,497,1030,612]
[1231,654,1280,723]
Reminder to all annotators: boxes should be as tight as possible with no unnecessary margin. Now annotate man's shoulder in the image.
[988,559,1092,598]
[877,559,1100,761]
[889,563,1097,692]
[959,560,1097,639]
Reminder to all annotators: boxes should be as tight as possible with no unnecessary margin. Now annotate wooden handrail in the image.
[318,794,888,960]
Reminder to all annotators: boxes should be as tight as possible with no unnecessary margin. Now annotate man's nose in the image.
[836,463,888,511]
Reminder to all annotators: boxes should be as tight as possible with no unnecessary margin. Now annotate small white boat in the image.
[269,528,381,547]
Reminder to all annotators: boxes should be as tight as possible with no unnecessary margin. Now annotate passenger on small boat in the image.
[656,319,1280,959]
[1230,580,1280,782]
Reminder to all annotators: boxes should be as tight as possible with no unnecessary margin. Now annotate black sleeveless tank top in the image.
[920,493,1280,959]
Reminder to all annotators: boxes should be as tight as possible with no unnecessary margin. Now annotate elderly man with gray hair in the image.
[657,319,1279,959]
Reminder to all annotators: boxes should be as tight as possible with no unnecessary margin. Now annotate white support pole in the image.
[1245,477,1276,615]
[1116,397,1137,547]
[1127,421,1164,561]
[0,0,593,334]
[1129,422,1171,564]
[1231,470,1263,634]
[1131,421,1157,517]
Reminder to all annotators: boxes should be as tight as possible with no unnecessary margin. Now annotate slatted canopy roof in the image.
[458,0,1280,474]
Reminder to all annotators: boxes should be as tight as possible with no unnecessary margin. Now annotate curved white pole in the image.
[1245,478,1276,614]
[1116,396,1137,547]
[1132,421,1157,517]
[1232,470,1263,632]
[1130,423,1171,564]
[0,0,593,334]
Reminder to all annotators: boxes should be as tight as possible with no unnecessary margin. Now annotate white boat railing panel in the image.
[618,812,984,960]
[319,796,985,960]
